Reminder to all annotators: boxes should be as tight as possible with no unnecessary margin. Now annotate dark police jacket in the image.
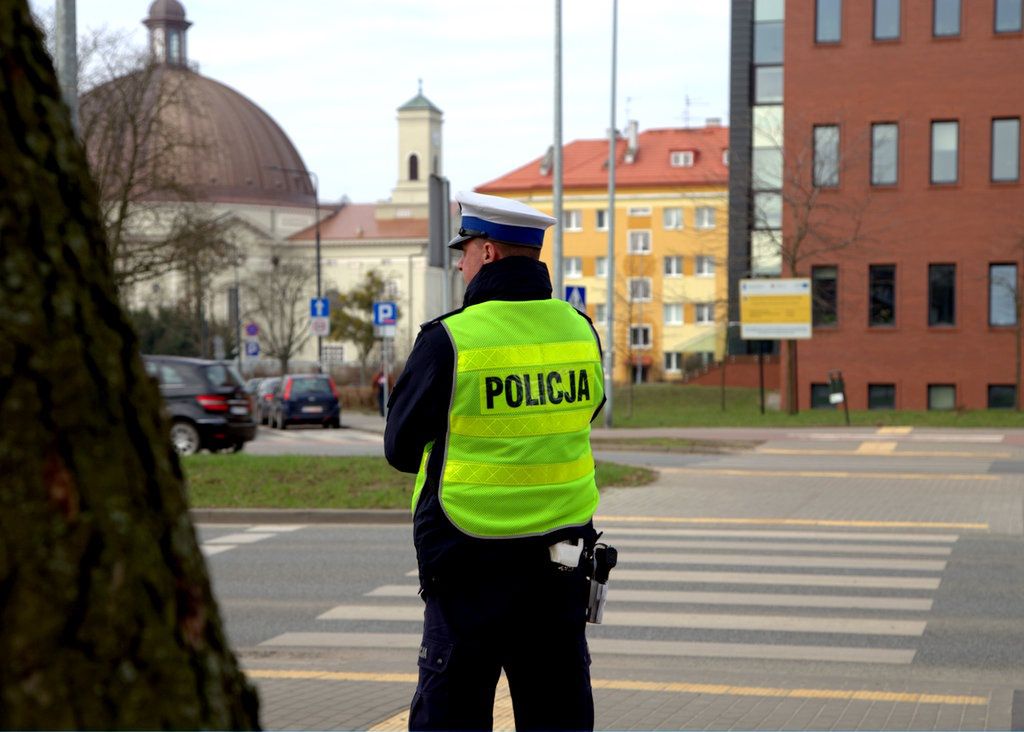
[384,257,604,589]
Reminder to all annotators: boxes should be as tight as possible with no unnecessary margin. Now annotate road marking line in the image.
[657,466,998,482]
[245,669,988,707]
[607,538,954,555]
[611,569,941,589]
[246,524,308,532]
[756,447,1013,458]
[597,516,989,530]
[365,584,935,611]
[602,527,962,542]
[623,551,946,572]
[801,433,1002,443]
[878,426,913,434]
[255,632,918,664]
[205,532,275,545]
[856,440,899,454]
[200,545,235,556]
[316,605,926,636]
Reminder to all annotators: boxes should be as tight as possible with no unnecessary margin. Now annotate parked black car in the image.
[255,377,281,425]
[144,355,257,455]
[269,374,341,429]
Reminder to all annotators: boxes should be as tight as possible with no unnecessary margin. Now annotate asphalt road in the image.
[199,424,1024,730]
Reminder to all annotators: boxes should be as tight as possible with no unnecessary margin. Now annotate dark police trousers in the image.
[410,557,594,731]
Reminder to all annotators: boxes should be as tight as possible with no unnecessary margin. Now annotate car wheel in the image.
[279,417,288,430]
[330,418,341,429]
[170,421,201,456]
[230,441,245,453]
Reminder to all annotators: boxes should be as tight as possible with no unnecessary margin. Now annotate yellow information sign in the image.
[740,278,812,339]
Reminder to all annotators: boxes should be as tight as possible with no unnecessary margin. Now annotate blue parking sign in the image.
[373,301,397,326]
[244,341,260,357]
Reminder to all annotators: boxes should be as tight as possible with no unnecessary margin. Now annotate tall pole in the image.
[55,0,78,132]
[552,0,564,301]
[311,172,322,367]
[603,0,618,429]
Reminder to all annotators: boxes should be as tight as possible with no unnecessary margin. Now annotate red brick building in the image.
[730,0,1024,410]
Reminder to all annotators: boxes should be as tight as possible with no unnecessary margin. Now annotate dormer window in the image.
[670,150,695,168]
[722,149,730,166]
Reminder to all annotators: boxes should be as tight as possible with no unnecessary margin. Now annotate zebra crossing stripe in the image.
[611,569,941,589]
[601,527,961,542]
[620,551,947,572]
[607,538,953,555]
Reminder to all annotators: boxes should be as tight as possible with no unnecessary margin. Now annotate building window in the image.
[630,325,652,349]
[564,256,582,279]
[723,149,730,166]
[595,303,607,323]
[928,263,956,326]
[670,151,695,168]
[754,192,782,229]
[869,264,896,326]
[696,256,716,276]
[167,30,181,63]
[664,303,684,325]
[664,352,683,372]
[628,277,652,302]
[868,384,896,410]
[813,125,840,187]
[810,383,832,409]
[934,0,961,35]
[992,118,1021,182]
[695,303,715,324]
[754,66,784,104]
[874,0,901,40]
[664,256,683,276]
[596,209,608,230]
[695,207,716,229]
[816,0,842,42]
[408,153,419,181]
[812,265,838,326]
[562,210,582,230]
[663,207,684,230]
[753,147,783,190]
[931,121,959,184]
[596,256,608,278]
[996,0,1023,32]
[755,19,785,64]
[871,123,899,185]
[989,384,1017,409]
[989,263,1018,326]
[928,384,956,410]
[628,230,652,254]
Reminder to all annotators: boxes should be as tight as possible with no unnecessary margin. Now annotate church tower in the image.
[378,82,442,220]
[143,0,192,67]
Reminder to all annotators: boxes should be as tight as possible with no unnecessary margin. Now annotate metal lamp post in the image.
[267,166,321,364]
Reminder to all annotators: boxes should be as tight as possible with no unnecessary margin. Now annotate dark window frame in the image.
[933,0,962,36]
[810,383,833,409]
[930,120,960,185]
[812,265,839,327]
[874,0,902,40]
[988,384,1017,409]
[408,153,419,181]
[816,0,843,43]
[989,262,1019,327]
[991,117,1021,182]
[871,122,899,186]
[868,384,896,410]
[995,0,1024,32]
[928,263,957,326]
[869,264,897,326]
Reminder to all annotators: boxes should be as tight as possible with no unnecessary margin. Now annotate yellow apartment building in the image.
[476,122,729,384]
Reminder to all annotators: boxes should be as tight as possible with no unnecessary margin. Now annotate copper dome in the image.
[146,0,187,23]
[81,66,316,209]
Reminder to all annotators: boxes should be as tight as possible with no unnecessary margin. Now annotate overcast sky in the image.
[35,0,731,203]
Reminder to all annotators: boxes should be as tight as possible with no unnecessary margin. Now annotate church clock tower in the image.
[378,82,443,220]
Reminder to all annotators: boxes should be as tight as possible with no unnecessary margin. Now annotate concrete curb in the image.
[190,507,411,524]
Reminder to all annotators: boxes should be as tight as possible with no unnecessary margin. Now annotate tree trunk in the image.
[0,3,259,728]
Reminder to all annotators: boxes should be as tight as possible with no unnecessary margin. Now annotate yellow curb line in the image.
[594,516,990,530]
[246,669,989,708]
[756,447,1014,459]
[658,466,1000,482]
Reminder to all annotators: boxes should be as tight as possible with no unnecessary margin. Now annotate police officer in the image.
[385,191,606,731]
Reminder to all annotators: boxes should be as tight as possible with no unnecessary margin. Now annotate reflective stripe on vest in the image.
[413,298,604,539]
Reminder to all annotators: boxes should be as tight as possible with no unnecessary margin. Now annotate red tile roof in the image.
[289,203,429,241]
[476,126,729,193]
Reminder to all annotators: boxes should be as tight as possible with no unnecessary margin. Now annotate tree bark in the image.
[0,2,259,727]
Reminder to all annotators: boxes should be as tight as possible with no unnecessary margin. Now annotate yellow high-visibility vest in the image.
[412,298,604,538]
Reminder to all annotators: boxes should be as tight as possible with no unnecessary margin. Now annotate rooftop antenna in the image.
[681,93,708,128]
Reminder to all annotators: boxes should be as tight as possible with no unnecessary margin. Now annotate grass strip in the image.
[182,455,657,509]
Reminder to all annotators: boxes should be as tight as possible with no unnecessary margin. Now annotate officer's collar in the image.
[463,256,553,306]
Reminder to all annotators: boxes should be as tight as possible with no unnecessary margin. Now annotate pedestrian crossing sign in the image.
[565,286,586,312]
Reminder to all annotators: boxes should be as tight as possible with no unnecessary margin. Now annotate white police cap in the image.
[448,191,557,250]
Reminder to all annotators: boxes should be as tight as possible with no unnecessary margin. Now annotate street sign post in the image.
[373,301,398,417]
[373,301,397,326]
[244,341,260,357]
[739,278,812,340]
[310,317,330,337]
[244,322,259,337]
[310,298,330,318]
